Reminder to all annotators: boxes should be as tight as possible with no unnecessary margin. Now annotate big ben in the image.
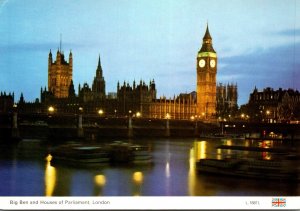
[196,24,217,120]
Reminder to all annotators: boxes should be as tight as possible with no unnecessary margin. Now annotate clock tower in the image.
[196,24,217,120]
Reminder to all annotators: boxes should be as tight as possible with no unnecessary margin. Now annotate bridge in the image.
[0,113,299,141]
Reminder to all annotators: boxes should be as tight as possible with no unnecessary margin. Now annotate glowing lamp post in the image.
[48,106,55,113]
[12,104,18,129]
[11,104,20,139]
[98,109,104,116]
[241,113,245,119]
[266,110,270,123]
[165,113,170,137]
[128,110,133,137]
[78,107,84,137]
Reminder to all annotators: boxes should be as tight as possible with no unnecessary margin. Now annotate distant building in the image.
[0,92,14,113]
[216,83,238,117]
[48,49,73,98]
[149,93,197,119]
[247,87,300,123]
[117,80,156,117]
[26,25,236,121]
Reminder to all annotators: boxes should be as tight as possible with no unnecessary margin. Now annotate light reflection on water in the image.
[0,138,299,196]
[45,154,56,196]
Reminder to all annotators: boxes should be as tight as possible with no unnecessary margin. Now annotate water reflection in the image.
[44,154,56,196]
[0,138,298,196]
[93,174,106,196]
[132,171,143,196]
[51,164,72,196]
[261,140,273,160]
[194,141,206,160]
[188,147,195,196]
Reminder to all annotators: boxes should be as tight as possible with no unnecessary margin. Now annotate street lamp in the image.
[201,112,205,119]
[98,109,104,116]
[136,112,141,118]
[266,110,271,123]
[166,113,170,119]
[48,106,55,113]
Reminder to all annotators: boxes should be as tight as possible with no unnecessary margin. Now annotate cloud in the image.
[218,42,300,104]
[276,28,300,37]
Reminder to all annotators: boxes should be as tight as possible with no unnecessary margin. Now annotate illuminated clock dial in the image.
[210,59,216,68]
[199,59,205,68]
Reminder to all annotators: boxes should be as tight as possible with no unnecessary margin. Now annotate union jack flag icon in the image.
[272,198,286,207]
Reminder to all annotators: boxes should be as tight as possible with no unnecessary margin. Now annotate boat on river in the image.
[50,144,110,167]
[107,141,152,164]
[130,144,153,164]
[200,133,245,140]
[196,146,299,181]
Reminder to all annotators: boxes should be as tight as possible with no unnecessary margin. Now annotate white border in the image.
[0,196,299,210]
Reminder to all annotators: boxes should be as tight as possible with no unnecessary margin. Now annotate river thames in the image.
[0,138,299,196]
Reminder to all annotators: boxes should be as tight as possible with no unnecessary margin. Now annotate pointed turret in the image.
[96,54,103,77]
[98,54,101,67]
[69,50,73,66]
[48,49,53,67]
[199,23,215,53]
[133,80,136,89]
[56,49,61,64]
[92,54,106,100]
[203,24,212,40]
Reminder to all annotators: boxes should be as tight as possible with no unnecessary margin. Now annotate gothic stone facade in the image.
[247,87,300,123]
[37,25,231,120]
[196,25,217,119]
[216,83,238,117]
[48,50,73,98]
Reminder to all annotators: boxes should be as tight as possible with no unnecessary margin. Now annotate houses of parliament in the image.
[15,25,238,120]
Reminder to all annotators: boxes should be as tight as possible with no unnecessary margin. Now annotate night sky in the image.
[0,0,299,105]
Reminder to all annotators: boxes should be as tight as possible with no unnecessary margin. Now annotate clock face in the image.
[210,59,216,68]
[199,59,205,68]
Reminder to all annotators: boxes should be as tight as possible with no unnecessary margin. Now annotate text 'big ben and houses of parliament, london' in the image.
[38,25,237,121]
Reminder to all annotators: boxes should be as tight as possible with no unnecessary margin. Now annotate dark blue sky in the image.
[0,0,299,105]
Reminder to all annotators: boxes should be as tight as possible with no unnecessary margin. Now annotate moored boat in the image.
[196,146,299,181]
[50,144,110,167]
[107,141,152,164]
[130,144,153,164]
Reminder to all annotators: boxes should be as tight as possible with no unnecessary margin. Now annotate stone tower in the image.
[48,49,73,98]
[196,24,217,119]
[226,83,238,109]
[92,55,106,100]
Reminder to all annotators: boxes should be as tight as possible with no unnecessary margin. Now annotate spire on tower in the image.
[98,54,101,67]
[203,24,212,40]
[96,54,103,77]
[60,33,62,52]
[199,23,216,53]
